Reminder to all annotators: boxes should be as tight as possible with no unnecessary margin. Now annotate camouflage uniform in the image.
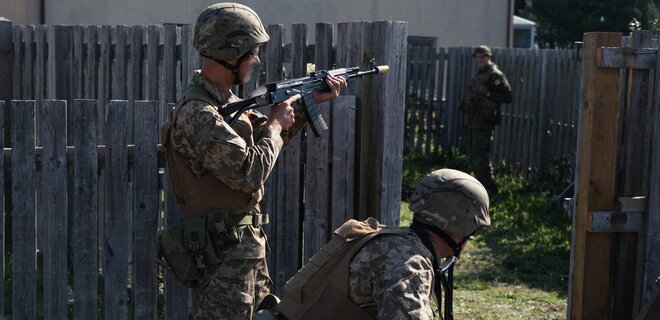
[349,232,436,320]
[167,3,311,318]
[171,70,306,319]
[263,170,490,320]
[459,60,512,195]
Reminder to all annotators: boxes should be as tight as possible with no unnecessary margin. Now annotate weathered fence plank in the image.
[163,102,189,320]
[73,99,99,320]
[330,95,356,230]
[23,25,34,100]
[133,101,159,320]
[40,100,68,320]
[262,23,284,273]
[181,24,197,95]
[0,20,12,106]
[112,26,128,101]
[104,100,130,320]
[84,26,98,99]
[569,32,622,320]
[0,101,4,317]
[641,30,660,310]
[271,23,305,296]
[304,22,332,261]
[35,25,47,102]
[12,25,23,100]
[161,25,177,129]
[128,25,145,143]
[357,21,407,226]
[73,26,84,100]
[11,100,36,320]
[146,26,160,102]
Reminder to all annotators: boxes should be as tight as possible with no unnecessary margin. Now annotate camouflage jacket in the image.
[349,231,436,320]
[170,70,307,259]
[459,63,512,130]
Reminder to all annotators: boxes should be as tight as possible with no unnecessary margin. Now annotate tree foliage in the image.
[516,0,659,47]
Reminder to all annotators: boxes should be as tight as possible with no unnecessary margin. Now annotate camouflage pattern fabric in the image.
[349,232,436,320]
[194,2,270,61]
[196,255,271,320]
[171,70,306,317]
[459,63,512,195]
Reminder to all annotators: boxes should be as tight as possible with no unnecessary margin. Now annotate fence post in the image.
[357,21,408,226]
[568,32,622,319]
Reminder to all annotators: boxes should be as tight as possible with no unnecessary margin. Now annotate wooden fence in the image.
[405,37,582,173]
[568,30,660,319]
[0,20,407,319]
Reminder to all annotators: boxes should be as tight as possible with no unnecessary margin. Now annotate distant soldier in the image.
[159,3,345,319]
[459,45,512,195]
[256,168,491,320]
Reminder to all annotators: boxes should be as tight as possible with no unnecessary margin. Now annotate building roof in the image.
[513,15,536,26]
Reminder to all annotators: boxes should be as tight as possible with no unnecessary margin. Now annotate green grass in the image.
[400,150,572,319]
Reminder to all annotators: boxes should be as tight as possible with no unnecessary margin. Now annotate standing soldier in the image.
[257,169,491,320]
[160,3,346,319]
[459,45,512,195]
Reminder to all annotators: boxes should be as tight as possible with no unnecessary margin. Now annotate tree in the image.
[527,0,659,47]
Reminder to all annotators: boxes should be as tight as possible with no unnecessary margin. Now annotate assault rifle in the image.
[220,59,390,137]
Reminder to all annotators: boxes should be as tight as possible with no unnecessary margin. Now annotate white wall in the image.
[2,0,512,47]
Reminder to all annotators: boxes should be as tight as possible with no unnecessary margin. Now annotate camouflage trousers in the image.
[195,258,271,320]
[467,128,498,195]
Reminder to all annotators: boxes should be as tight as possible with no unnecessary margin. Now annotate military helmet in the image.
[473,45,492,57]
[409,169,491,237]
[194,3,270,62]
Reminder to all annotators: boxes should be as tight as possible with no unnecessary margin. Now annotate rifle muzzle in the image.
[376,65,390,74]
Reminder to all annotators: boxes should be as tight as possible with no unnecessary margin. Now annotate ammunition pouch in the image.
[157,209,269,285]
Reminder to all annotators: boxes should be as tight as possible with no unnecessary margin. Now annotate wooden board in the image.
[40,100,68,320]
[615,30,652,319]
[357,21,407,226]
[0,101,4,317]
[569,32,622,320]
[330,95,356,230]
[163,102,189,320]
[270,23,306,296]
[640,28,660,312]
[11,101,36,319]
[0,20,12,105]
[73,99,99,320]
[304,23,332,261]
[104,100,130,320]
[132,101,159,319]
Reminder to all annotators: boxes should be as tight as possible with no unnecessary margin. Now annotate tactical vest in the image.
[277,218,410,320]
[162,85,262,218]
